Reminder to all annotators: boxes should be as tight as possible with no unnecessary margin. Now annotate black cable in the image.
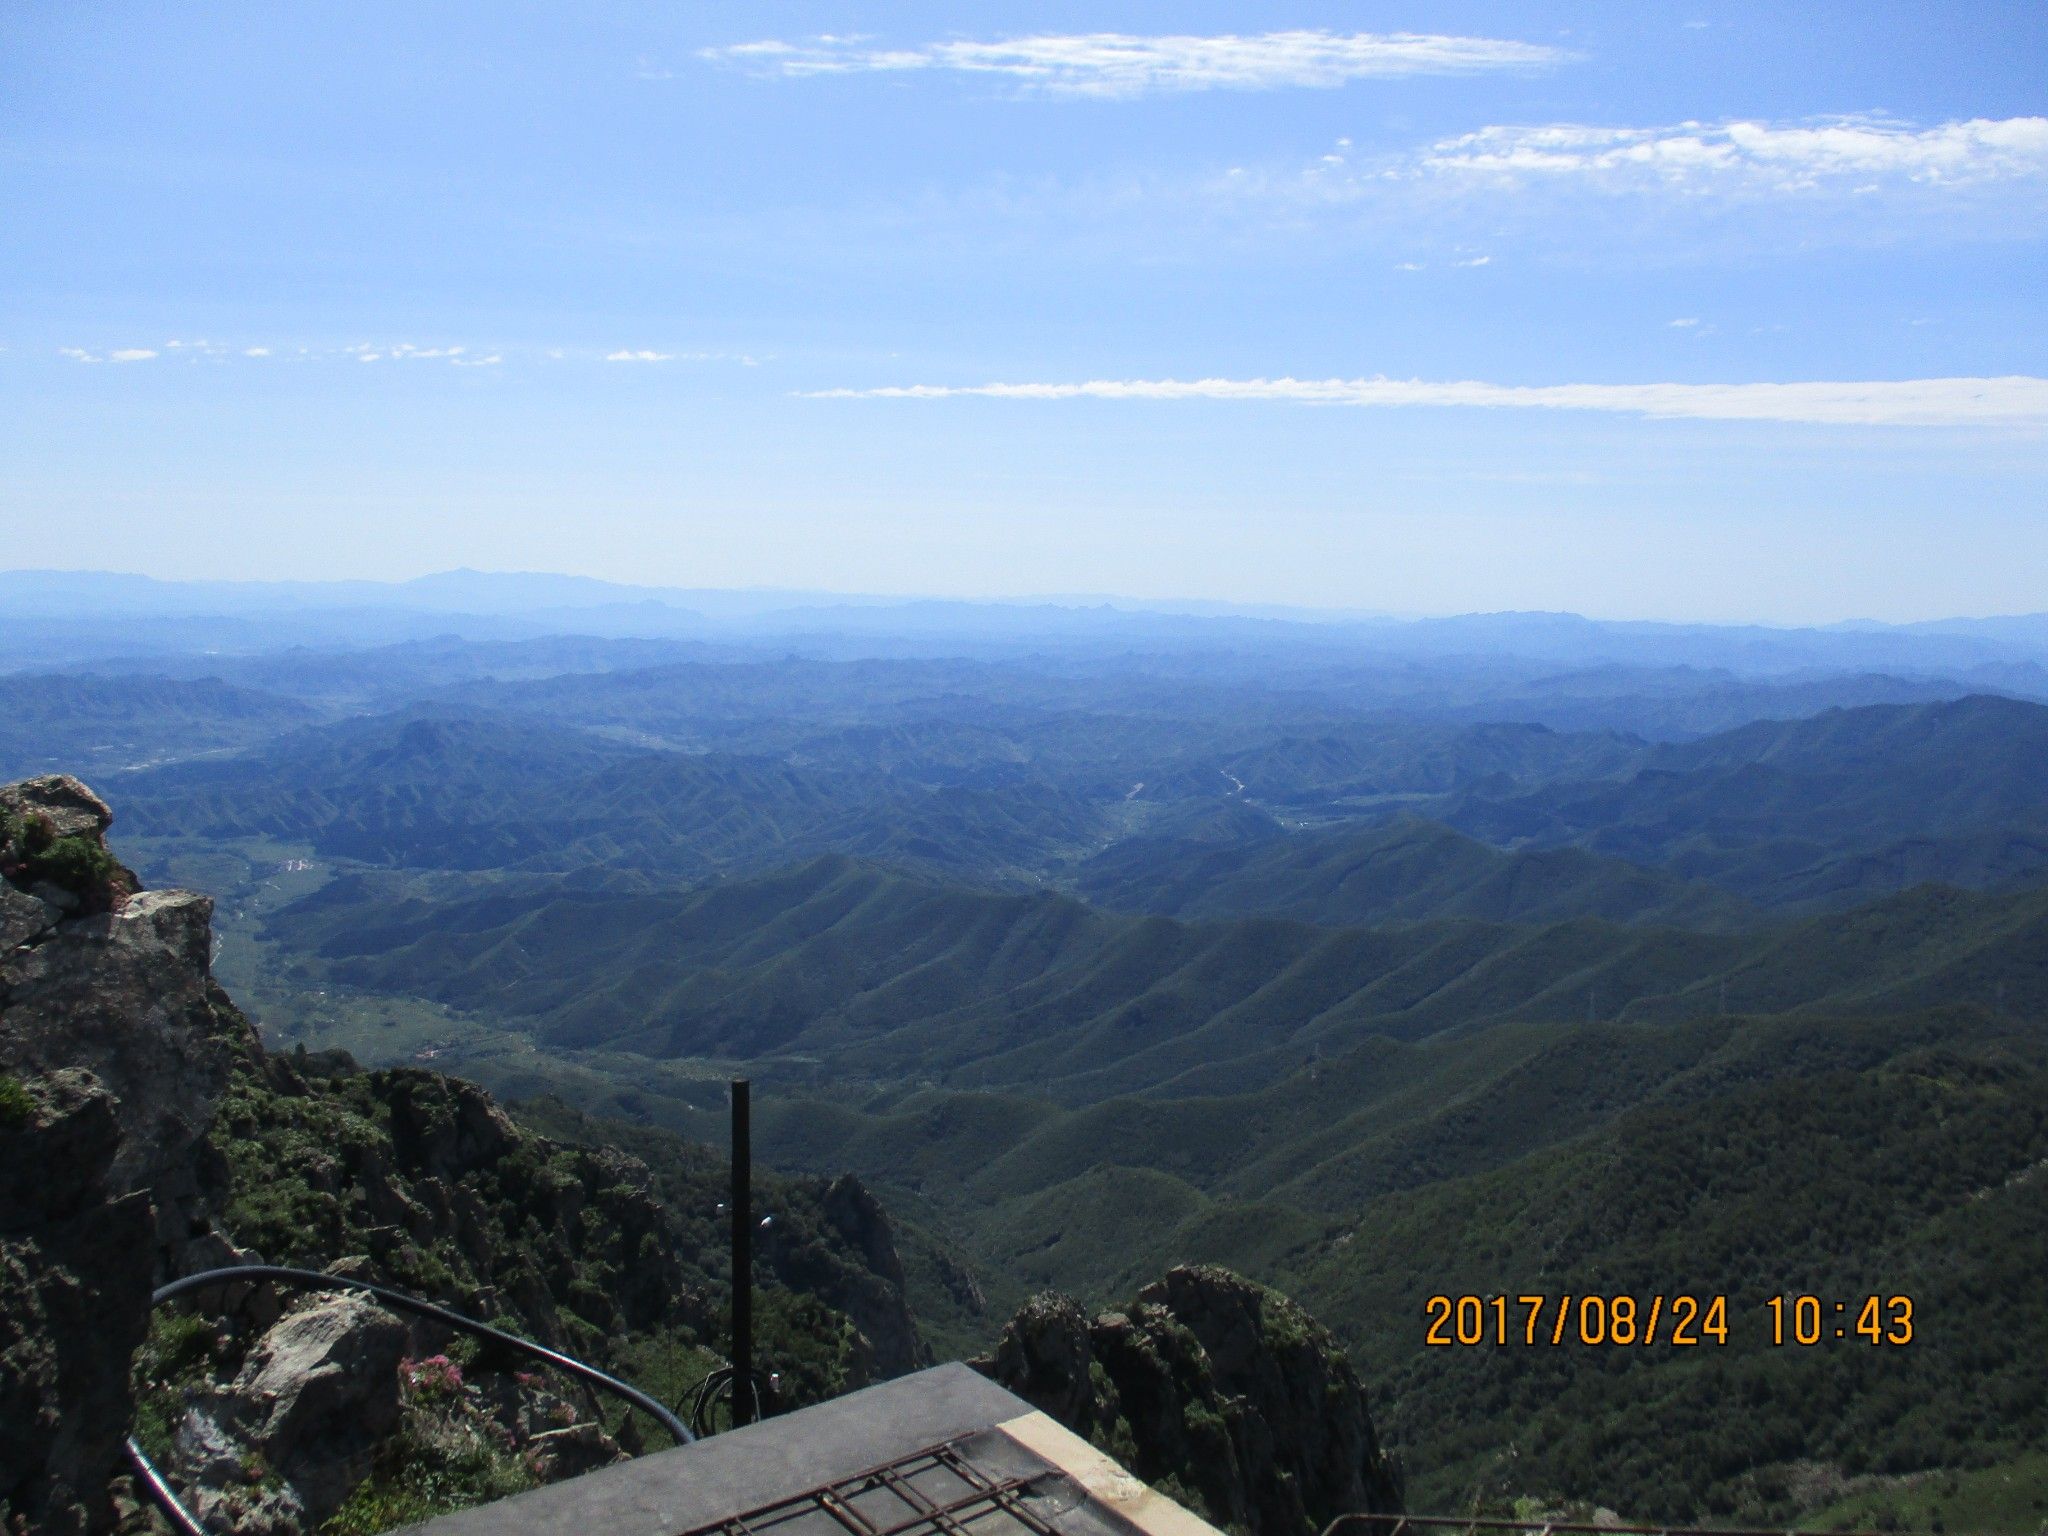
[684,1364,778,1438]
[126,1263,694,1534]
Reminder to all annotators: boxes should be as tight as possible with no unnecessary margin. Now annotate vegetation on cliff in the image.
[976,1266,1402,1536]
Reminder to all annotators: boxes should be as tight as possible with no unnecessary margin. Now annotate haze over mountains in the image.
[9,569,2048,1525]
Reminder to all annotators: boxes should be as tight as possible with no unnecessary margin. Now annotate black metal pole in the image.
[730,1077,753,1427]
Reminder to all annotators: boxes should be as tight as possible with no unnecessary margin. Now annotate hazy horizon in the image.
[6,562,2048,631]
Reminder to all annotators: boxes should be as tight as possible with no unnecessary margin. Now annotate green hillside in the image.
[122,708,1106,884]
[265,856,2048,1104]
[1079,817,1753,929]
[1288,1026,2048,1522]
[0,672,319,779]
[1445,696,2048,907]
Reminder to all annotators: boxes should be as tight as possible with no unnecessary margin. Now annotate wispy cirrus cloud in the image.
[605,347,762,365]
[807,374,2048,428]
[1221,113,2048,258]
[41,342,742,370]
[700,30,1565,97]
[59,346,158,363]
[1418,113,2048,192]
[346,342,471,362]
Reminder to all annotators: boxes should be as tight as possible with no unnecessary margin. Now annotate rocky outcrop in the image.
[0,777,224,1535]
[0,1071,156,1536]
[975,1265,1402,1536]
[175,1291,409,1532]
[1,776,243,1283]
[808,1174,928,1378]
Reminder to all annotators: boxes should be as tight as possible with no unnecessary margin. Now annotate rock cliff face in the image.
[0,1068,156,1535]
[2,776,241,1533]
[0,775,934,1535]
[975,1265,1403,1536]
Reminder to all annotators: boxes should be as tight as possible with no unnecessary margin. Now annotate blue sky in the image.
[3,1,2044,621]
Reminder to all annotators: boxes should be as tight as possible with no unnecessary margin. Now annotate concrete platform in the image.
[405,1363,1221,1536]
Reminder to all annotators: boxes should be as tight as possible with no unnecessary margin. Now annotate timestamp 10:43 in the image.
[1767,1294,1913,1346]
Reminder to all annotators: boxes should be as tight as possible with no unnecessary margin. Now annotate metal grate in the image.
[685,1439,1065,1536]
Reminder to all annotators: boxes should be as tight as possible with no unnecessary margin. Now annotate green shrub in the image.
[0,1073,34,1130]
[131,1311,227,1461]
[321,1412,534,1535]
[25,833,122,899]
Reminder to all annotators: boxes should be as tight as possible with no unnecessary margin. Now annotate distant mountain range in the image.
[6,568,2048,680]
[9,572,2048,1528]
[84,689,2048,919]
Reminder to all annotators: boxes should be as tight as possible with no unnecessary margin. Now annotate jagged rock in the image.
[381,1069,518,1185]
[811,1174,928,1378]
[0,1071,156,1536]
[522,1422,626,1482]
[0,878,241,1279]
[0,776,244,1533]
[0,775,115,842]
[975,1265,1402,1536]
[979,1291,1100,1432]
[0,882,59,951]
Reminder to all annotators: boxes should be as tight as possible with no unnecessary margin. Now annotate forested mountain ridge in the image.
[1077,818,1756,929]
[0,671,319,780]
[83,681,2048,931]
[1439,694,2048,907]
[119,708,1108,885]
[266,854,2048,1112]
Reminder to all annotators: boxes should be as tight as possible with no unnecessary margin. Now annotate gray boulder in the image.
[175,1289,409,1531]
[224,1291,409,1522]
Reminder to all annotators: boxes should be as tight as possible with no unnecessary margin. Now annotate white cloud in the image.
[807,374,2048,428]
[450,354,503,367]
[109,348,157,362]
[1669,318,1700,328]
[700,30,1565,97]
[1455,254,1492,267]
[606,349,674,362]
[1421,114,2048,192]
[244,346,271,357]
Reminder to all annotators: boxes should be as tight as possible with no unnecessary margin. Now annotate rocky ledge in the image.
[974,1265,1403,1536]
